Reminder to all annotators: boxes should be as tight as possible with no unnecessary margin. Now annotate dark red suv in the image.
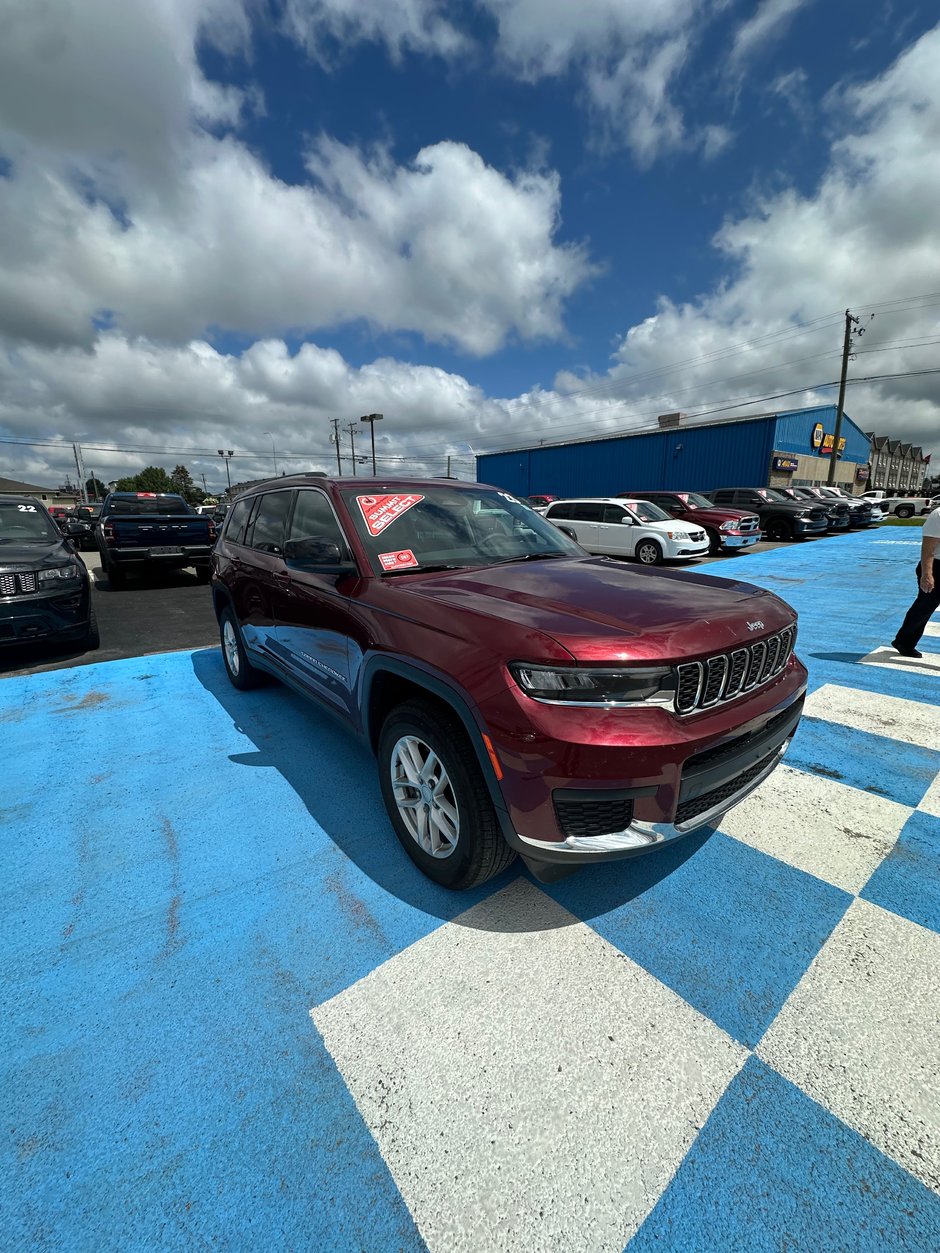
[211,476,806,889]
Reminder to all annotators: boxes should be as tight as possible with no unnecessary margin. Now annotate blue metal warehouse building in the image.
[476,404,873,498]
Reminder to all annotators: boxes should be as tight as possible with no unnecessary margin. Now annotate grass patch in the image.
[879,516,926,527]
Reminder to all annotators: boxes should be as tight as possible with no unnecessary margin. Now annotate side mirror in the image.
[620,517,635,525]
[554,525,578,541]
[284,536,357,575]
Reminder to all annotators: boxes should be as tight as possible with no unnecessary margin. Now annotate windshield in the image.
[341,485,584,574]
[682,492,714,509]
[759,488,790,502]
[0,501,60,543]
[626,500,671,523]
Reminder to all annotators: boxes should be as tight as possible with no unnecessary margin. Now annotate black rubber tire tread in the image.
[706,528,721,555]
[84,606,100,651]
[767,518,793,542]
[194,565,213,583]
[219,605,267,691]
[377,698,516,890]
[635,539,663,565]
[107,563,126,589]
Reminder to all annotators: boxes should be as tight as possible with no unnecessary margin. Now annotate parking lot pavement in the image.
[3,529,939,1250]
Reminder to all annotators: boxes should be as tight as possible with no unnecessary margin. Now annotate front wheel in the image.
[84,606,100,651]
[706,528,722,555]
[219,605,266,690]
[766,518,793,542]
[377,699,516,889]
[635,538,663,565]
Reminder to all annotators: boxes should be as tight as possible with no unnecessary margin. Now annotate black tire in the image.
[194,564,212,583]
[766,517,793,542]
[106,562,126,589]
[219,604,266,690]
[706,528,722,555]
[896,506,914,519]
[84,606,100,651]
[377,699,516,890]
[635,538,663,565]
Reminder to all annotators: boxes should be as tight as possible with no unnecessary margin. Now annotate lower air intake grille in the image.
[674,747,781,827]
[554,795,635,839]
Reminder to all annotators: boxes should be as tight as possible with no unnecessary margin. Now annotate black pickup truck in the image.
[95,493,216,588]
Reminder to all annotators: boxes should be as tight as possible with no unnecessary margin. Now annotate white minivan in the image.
[543,497,710,565]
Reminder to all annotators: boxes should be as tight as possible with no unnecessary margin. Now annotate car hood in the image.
[684,507,757,526]
[399,557,795,663]
[0,539,76,569]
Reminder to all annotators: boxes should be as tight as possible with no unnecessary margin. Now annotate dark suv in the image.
[709,488,828,541]
[619,490,762,554]
[0,495,98,650]
[211,476,807,889]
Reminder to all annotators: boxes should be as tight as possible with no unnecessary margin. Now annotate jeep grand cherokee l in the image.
[211,476,807,889]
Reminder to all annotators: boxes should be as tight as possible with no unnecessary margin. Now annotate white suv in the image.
[544,497,710,565]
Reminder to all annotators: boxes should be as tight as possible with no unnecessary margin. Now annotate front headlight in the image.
[719,520,738,532]
[38,564,82,585]
[509,662,674,705]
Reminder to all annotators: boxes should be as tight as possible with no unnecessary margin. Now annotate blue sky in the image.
[1,0,939,489]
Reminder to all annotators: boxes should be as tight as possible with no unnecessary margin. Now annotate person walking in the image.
[892,505,940,657]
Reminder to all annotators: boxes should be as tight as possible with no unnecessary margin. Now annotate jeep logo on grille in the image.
[746,620,765,631]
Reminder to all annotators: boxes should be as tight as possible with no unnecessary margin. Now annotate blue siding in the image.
[772,405,869,463]
[476,418,777,497]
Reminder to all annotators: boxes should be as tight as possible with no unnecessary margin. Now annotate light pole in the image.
[263,430,278,476]
[359,412,383,475]
[217,449,234,493]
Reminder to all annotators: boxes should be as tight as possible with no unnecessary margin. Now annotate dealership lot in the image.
[3,530,939,1250]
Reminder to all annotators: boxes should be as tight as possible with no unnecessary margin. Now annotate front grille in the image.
[674,747,781,827]
[674,624,796,714]
[554,795,635,839]
[739,517,760,533]
[809,508,826,520]
[689,531,705,542]
[683,700,803,775]
[0,572,38,596]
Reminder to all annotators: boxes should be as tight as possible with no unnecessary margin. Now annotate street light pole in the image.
[359,412,384,475]
[217,449,234,492]
[263,430,278,476]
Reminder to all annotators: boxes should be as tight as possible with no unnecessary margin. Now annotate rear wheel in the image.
[194,564,212,583]
[378,699,516,889]
[106,562,126,589]
[84,606,100,651]
[635,538,663,565]
[766,517,793,542]
[219,605,266,690]
[896,506,914,519]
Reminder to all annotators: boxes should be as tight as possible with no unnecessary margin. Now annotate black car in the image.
[709,488,828,541]
[778,487,850,531]
[0,496,98,650]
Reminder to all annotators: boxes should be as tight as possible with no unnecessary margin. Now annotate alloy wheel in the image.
[222,618,240,676]
[390,735,460,858]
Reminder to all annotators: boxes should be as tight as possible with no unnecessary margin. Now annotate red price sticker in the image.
[356,493,424,536]
[378,549,419,571]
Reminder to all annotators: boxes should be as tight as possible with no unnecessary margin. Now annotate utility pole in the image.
[346,422,358,476]
[446,455,452,478]
[828,308,864,485]
[201,473,209,495]
[330,418,342,474]
[72,443,88,504]
[217,449,234,492]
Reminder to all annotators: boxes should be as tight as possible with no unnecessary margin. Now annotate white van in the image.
[544,497,710,565]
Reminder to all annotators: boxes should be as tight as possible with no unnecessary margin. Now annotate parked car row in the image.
[530,484,885,563]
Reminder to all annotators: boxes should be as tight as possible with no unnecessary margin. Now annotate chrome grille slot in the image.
[675,662,703,714]
[744,641,766,689]
[701,655,728,707]
[761,634,780,681]
[0,574,14,596]
[724,649,748,697]
[19,572,37,593]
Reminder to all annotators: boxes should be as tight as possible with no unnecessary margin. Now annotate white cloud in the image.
[729,0,813,66]
[282,0,468,63]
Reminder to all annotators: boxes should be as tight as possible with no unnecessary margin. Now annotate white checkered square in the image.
[312,879,747,1253]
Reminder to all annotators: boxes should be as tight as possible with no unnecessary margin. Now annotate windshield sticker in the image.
[17,504,37,512]
[357,494,424,536]
[378,548,419,571]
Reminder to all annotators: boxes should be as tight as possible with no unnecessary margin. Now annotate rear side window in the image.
[250,490,293,554]
[224,497,253,546]
[288,491,350,557]
[546,503,572,520]
[711,490,733,504]
[572,503,603,522]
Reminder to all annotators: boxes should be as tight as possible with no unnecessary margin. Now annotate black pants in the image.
[894,560,940,650]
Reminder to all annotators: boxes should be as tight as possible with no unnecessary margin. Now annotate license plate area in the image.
[150,546,183,556]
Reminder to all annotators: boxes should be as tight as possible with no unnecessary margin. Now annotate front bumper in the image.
[668,539,711,560]
[0,584,90,645]
[484,659,807,869]
[794,520,829,535]
[719,531,761,549]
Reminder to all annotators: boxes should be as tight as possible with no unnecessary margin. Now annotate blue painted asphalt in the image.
[2,527,939,1250]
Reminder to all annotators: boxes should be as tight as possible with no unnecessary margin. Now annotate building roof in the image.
[0,475,67,494]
